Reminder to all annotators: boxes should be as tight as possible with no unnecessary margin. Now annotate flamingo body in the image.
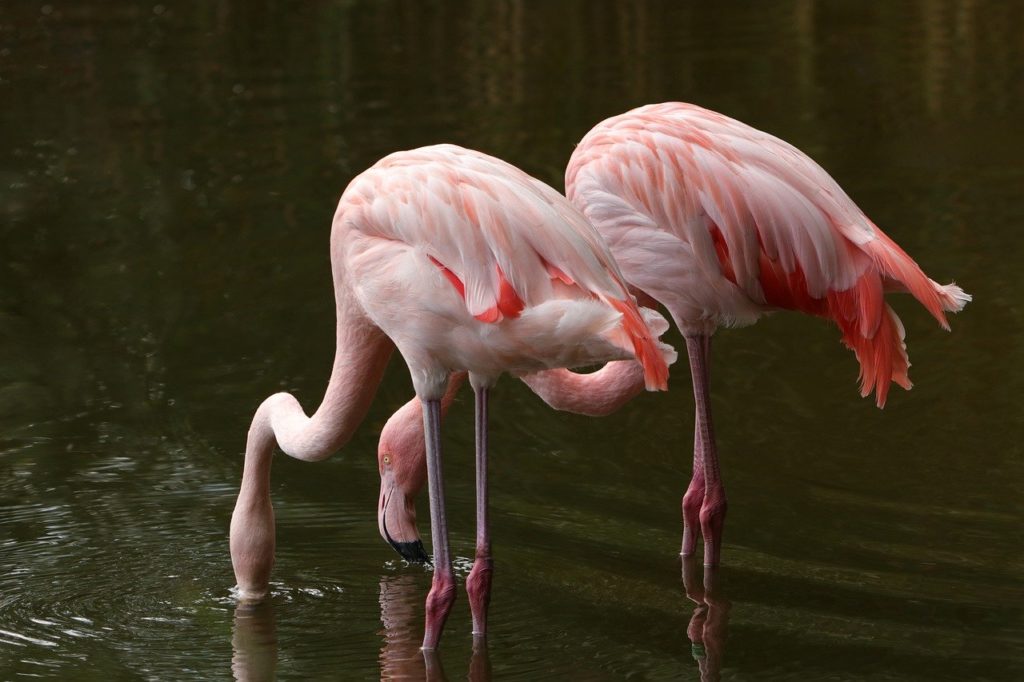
[567,102,969,406]
[564,102,969,563]
[230,144,672,649]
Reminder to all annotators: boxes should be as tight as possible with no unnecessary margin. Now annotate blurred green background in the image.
[1,2,1021,679]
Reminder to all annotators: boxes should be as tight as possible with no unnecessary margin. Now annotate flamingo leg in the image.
[684,334,727,566]
[681,335,710,556]
[421,399,456,651]
[466,385,493,638]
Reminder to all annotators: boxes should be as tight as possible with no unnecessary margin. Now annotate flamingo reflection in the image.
[379,573,491,681]
[682,558,729,682]
[231,600,278,682]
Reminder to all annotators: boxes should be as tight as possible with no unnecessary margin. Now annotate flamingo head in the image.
[377,399,429,563]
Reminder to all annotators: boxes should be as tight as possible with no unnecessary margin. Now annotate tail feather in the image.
[936,281,972,315]
[769,226,967,407]
[864,229,971,330]
[827,273,911,408]
[609,297,670,391]
[837,302,911,408]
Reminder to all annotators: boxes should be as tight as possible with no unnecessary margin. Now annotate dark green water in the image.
[1,1,1022,679]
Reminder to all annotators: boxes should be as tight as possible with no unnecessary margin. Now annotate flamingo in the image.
[228,144,673,650]
[375,103,970,571]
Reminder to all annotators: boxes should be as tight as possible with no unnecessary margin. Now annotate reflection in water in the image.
[0,0,1020,678]
[231,601,278,682]
[376,573,444,679]
[469,638,492,681]
[378,574,440,681]
[682,559,730,682]
[378,574,492,681]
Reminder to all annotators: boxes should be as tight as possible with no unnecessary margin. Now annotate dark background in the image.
[1,2,1021,679]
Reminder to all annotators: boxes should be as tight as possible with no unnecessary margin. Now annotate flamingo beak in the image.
[378,468,429,563]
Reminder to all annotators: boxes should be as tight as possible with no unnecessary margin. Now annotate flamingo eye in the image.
[382,454,391,465]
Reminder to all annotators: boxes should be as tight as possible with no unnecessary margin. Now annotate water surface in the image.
[1,1,1022,679]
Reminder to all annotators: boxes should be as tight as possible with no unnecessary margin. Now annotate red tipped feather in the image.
[432,257,525,324]
[430,256,466,299]
[542,257,575,285]
[609,298,669,391]
[863,229,959,329]
[758,255,910,408]
[825,275,909,407]
[495,265,525,319]
[836,303,910,408]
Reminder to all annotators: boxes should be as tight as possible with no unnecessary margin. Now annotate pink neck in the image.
[242,289,392,483]
[520,360,646,417]
[230,279,392,598]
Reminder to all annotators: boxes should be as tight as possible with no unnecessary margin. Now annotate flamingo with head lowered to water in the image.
[227,144,673,651]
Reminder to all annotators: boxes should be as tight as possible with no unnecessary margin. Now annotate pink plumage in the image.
[230,144,674,649]
[567,102,969,407]
[370,105,970,575]
[563,102,970,565]
[341,144,670,392]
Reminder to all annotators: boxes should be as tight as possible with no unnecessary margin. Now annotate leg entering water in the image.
[681,335,709,556]
[683,334,727,566]
[421,399,455,651]
[466,384,493,638]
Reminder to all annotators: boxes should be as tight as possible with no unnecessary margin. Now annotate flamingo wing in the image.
[568,103,969,405]
[339,145,670,389]
[570,104,881,305]
[345,145,635,321]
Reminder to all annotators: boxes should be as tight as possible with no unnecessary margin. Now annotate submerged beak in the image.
[378,469,429,563]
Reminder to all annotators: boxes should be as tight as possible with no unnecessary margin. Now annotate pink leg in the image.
[684,334,727,566]
[421,399,456,650]
[680,411,705,556]
[466,385,493,638]
[681,335,710,556]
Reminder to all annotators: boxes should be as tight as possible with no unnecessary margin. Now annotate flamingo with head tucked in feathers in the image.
[375,103,970,572]
[227,144,673,651]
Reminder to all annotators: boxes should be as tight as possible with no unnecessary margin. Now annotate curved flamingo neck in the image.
[520,360,646,417]
[246,284,392,459]
[230,274,393,598]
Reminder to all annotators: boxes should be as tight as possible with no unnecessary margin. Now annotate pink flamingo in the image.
[228,144,672,651]
[376,103,970,573]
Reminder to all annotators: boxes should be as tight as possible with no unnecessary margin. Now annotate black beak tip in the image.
[390,539,430,564]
